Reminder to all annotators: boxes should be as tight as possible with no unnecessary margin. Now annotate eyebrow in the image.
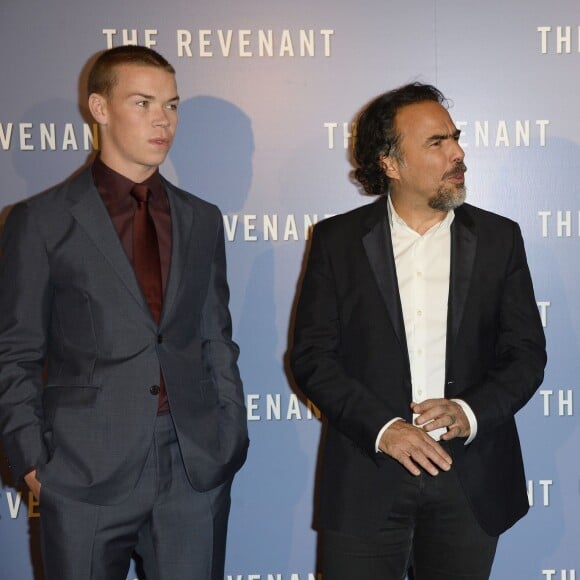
[424,128,461,145]
[129,93,180,103]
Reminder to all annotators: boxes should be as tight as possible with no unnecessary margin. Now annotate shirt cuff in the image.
[375,417,404,453]
[452,399,477,444]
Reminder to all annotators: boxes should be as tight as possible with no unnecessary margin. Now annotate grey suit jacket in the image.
[0,167,248,504]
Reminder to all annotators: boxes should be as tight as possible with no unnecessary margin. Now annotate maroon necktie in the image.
[131,184,168,413]
[131,185,163,322]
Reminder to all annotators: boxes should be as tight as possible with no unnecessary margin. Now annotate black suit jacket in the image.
[291,196,546,537]
[0,167,248,504]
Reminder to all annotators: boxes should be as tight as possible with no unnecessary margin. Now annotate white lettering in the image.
[0,122,13,150]
[218,30,233,56]
[239,30,252,57]
[199,30,212,57]
[177,30,192,57]
[6,491,23,519]
[527,479,553,506]
[539,389,572,416]
[537,301,550,328]
[20,123,34,151]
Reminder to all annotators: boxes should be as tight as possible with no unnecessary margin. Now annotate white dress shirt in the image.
[375,197,477,451]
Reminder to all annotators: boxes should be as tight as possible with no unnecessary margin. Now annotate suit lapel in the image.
[161,182,195,324]
[361,197,409,359]
[449,206,477,344]
[67,169,148,313]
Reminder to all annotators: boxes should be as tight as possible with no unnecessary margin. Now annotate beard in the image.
[428,183,466,211]
[428,162,467,211]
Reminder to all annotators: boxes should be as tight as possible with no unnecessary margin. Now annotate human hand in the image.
[24,469,41,501]
[412,398,470,441]
[378,420,452,476]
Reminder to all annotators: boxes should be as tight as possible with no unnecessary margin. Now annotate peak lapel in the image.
[449,207,477,343]
[361,197,409,359]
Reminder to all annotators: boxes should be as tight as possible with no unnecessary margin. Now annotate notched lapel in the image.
[361,198,408,358]
[161,185,196,324]
[449,209,477,342]
[67,172,148,313]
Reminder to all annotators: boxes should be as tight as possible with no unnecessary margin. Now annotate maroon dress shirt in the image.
[92,156,171,414]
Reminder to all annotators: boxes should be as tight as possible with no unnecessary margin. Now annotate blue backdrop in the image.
[1,1,577,578]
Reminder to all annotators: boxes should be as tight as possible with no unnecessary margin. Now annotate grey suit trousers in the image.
[39,414,232,580]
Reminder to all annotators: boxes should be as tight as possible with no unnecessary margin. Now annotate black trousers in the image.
[322,466,498,580]
[39,414,232,580]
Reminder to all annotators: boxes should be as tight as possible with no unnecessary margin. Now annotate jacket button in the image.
[150,385,160,395]
[157,334,163,344]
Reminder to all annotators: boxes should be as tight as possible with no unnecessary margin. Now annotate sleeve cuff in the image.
[452,399,477,445]
[375,417,404,453]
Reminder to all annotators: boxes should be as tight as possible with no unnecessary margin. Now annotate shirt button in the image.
[417,349,423,356]
[150,385,160,395]
[417,310,422,317]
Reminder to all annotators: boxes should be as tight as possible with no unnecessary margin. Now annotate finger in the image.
[422,413,457,432]
[407,443,452,475]
[394,444,440,477]
[381,423,452,474]
[414,404,451,426]
[410,434,453,468]
[411,398,446,414]
[440,425,462,441]
[425,440,453,468]
[398,454,422,477]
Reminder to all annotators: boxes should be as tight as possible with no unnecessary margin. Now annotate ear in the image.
[380,154,400,180]
[88,93,108,125]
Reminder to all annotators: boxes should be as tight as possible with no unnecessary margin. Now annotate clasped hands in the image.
[379,398,470,477]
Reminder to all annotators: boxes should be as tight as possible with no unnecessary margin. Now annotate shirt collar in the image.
[387,194,455,234]
[92,155,166,208]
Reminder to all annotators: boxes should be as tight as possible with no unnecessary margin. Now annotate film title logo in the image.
[102,28,335,58]
[0,123,98,152]
[539,389,574,416]
[538,25,580,54]
[223,213,335,242]
[542,572,576,580]
[538,211,580,237]
[537,301,549,328]
[246,393,320,422]
[1,490,39,519]
[527,479,553,507]
[325,120,549,149]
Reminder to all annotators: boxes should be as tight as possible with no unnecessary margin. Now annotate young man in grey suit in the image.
[0,45,248,579]
[291,83,546,579]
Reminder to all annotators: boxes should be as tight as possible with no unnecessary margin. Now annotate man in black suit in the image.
[0,46,248,579]
[291,83,546,579]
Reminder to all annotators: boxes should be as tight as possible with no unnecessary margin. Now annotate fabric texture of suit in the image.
[291,195,546,538]
[0,166,248,504]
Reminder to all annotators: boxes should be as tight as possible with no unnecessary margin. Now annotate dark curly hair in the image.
[353,83,447,196]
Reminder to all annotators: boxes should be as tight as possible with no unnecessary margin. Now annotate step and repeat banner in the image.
[0,1,578,578]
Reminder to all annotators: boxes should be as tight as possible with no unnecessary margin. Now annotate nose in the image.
[153,106,171,128]
[451,138,465,162]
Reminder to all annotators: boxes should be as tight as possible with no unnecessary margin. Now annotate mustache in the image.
[443,162,467,179]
